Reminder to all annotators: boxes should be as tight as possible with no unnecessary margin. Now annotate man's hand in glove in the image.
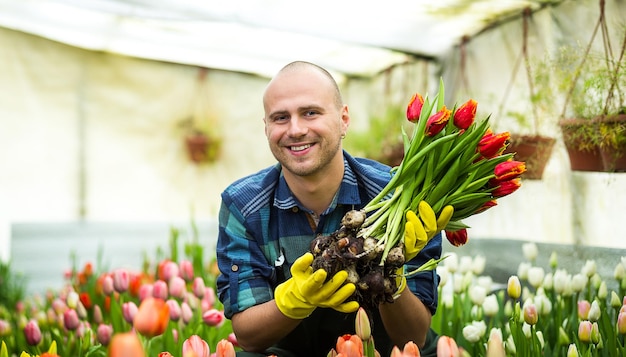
[274,252,360,319]
[403,201,454,261]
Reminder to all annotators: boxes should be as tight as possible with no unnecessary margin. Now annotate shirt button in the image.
[291,207,299,213]
[231,265,239,272]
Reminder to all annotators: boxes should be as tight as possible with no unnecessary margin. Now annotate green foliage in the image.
[0,261,26,311]
[343,105,409,166]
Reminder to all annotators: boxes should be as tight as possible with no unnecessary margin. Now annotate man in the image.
[216,61,448,356]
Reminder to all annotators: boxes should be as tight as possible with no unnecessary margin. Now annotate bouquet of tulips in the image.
[309,80,525,309]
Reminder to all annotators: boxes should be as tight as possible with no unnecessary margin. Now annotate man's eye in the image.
[273,115,288,122]
[304,110,318,117]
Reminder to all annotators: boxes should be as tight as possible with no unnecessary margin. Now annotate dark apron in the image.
[236,233,439,357]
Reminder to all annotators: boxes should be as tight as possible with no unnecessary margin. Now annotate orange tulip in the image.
[407,93,424,122]
[215,339,236,357]
[133,297,170,337]
[108,332,146,357]
[402,341,421,356]
[336,334,363,357]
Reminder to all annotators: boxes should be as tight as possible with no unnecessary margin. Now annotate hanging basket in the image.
[598,114,626,172]
[504,134,555,179]
[185,132,219,164]
[559,118,604,172]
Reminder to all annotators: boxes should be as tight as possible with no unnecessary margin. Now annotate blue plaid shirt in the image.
[216,151,441,319]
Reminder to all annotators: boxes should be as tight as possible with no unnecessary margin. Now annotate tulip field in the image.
[1,225,626,357]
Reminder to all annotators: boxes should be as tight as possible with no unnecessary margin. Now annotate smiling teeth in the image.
[291,144,311,151]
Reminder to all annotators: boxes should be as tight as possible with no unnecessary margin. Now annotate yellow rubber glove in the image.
[274,253,360,319]
[404,201,454,261]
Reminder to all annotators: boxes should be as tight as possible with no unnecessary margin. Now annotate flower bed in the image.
[1,230,626,356]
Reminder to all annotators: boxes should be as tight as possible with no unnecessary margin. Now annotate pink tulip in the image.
[437,335,460,357]
[523,303,538,325]
[193,277,206,299]
[161,261,180,282]
[617,311,626,335]
[153,280,169,300]
[183,335,210,357]
[227,332,238,346]
[169,276,187,299]
[122,301,138,323]
[578,300,591,320]
[138,283,154,301]
[63,309,80,330]
[97,324,113,346]
[24,319,42,345]
[102,275,114,296]
[181,301,193,324]
[166,299,182,321]
[113,269,130,293]
[180,260,194,281]
[202,309,225,327]
[93,305,103,325]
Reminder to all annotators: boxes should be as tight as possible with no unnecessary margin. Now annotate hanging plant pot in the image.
[598,114,626,172]
[504,134,555,180]
[185,132,219,164]
[558,118,604,172]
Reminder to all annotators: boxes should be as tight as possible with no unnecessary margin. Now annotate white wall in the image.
[2,0,626,270]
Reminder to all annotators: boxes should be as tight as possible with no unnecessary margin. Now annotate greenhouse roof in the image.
[0,0,565,78]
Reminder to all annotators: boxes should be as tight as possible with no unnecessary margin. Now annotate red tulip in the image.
[474,200,497,214]
[134,297,170,337]
[108,332,146,357]
[453,99,477,130]
[445,229,468,247]
[491,178,521,198]
[425,106,451,136]
[494,160,526,182]
[478,131,510,158]
[407,93,424,122]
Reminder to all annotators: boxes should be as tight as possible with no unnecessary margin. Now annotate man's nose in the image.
[287,117,308,137]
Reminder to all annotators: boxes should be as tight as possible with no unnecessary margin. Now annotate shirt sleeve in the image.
[216,197,276,319]
[404,233,442,315]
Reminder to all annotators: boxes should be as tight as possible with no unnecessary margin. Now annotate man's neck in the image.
[284,158,344,216]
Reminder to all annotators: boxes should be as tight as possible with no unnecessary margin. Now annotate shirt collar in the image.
[273,155,363,214]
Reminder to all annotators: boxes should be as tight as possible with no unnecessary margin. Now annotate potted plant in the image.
[500,8,556,180]
[180,116,221,164]
[551,25,626,172]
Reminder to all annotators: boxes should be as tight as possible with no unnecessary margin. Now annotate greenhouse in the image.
[1,0,625,356]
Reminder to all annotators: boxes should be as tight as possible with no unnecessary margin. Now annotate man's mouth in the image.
[290,144,311,152]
